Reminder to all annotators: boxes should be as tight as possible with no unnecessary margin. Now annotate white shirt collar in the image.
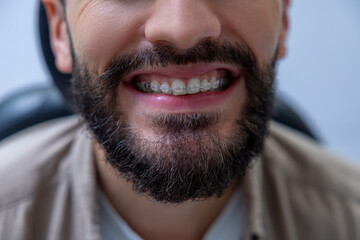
[98,188,244,240]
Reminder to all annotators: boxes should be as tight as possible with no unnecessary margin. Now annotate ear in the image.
[277,0,290,59]
[42,0,72,73]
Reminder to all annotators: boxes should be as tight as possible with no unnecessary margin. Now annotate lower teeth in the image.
[135,78,229,95]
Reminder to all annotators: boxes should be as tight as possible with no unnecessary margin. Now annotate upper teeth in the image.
[136,77,228,95]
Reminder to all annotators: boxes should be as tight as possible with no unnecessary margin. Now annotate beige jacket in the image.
[0,116,359,240]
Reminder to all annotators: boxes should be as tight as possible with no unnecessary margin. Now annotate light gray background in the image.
[0,0,359,164]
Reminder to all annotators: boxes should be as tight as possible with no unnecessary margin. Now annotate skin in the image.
[43,0,289,239]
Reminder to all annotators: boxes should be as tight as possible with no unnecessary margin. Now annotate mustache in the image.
[97,40,258,88]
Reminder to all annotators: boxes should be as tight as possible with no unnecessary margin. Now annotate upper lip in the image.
[122,63,242,83]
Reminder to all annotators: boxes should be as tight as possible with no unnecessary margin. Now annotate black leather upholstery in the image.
[0,85,71,141]
[272,95,318,140]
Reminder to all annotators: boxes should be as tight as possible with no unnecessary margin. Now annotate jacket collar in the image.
[69,127,102,240]
[242,157,266,240]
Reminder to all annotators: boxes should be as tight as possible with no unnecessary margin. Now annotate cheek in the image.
[219,2,282,63]
[70,3,147,73]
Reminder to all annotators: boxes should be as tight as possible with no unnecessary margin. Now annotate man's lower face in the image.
[71,40,277,203]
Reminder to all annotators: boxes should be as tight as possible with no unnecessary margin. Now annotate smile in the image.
[134,69,230,95]
[120,64,244,112]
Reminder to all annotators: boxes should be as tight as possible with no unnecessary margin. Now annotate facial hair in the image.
[70,40,277,203]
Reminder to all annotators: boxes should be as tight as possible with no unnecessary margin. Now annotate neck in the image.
[94,141,239,240]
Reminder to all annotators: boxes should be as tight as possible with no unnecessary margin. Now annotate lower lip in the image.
[122,77,242,112]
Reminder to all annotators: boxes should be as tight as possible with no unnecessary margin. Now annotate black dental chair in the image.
[0,3,319,142]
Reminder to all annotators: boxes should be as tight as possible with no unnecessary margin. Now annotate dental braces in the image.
[137,78,227,93]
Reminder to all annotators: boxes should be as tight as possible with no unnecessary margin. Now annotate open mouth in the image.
[119,65,244,112]
[132,69,233,96]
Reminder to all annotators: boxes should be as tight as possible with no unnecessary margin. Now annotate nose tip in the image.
[145,1,221,50]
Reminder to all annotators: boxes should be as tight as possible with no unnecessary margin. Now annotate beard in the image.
[70,40,277,203]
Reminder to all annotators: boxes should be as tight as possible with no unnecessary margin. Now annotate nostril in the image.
[144,3,221,50]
